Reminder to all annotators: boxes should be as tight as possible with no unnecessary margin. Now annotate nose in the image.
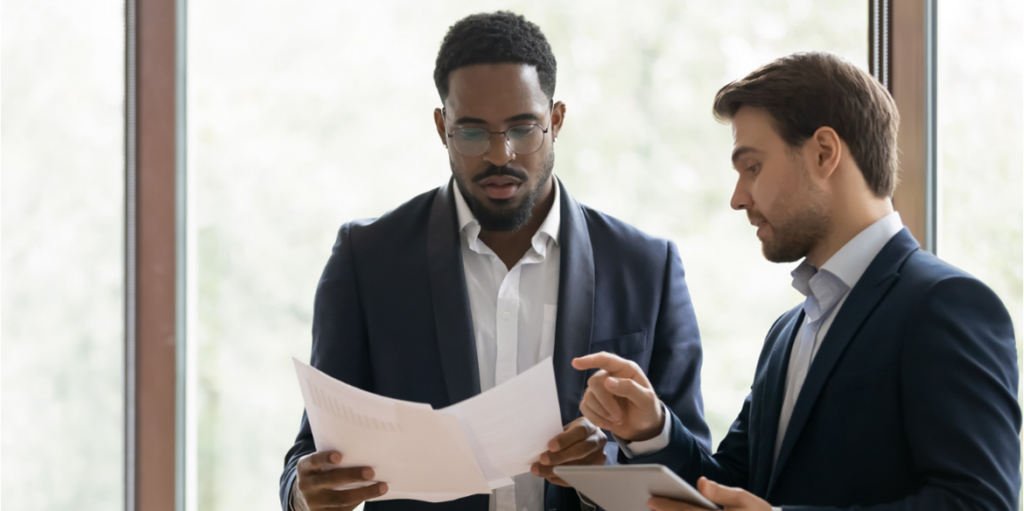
[730,177,750,211]
[483,134,515,167]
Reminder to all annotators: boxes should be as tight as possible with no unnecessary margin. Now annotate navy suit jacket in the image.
[625,228,1021,510]
[280,179,712,511]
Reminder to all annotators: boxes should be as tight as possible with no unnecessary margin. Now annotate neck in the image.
[804,195,894,268]
[479,177,555,270]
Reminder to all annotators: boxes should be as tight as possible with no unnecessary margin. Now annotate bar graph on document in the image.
[307,380,402,432]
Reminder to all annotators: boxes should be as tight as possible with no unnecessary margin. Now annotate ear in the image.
[433,107,448,148]
[809,126,842,180]
[550,101,567,141]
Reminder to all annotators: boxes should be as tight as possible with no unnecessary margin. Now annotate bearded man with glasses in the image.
[280,10,712,511]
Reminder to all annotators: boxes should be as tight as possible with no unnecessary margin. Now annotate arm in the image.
[788,277,1020,510]
[649,276,1022,511]
[572,348,753,490]
[279,223,381,511]
[646,241,713,454]
[575,241,751,487]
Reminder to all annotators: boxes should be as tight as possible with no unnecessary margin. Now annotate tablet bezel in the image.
[553,464,719,511]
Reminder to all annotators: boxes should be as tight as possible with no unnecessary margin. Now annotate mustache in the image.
[471,165,529,183]
[747,211,767,223]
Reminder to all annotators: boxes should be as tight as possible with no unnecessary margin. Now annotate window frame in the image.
[126,2,950,509]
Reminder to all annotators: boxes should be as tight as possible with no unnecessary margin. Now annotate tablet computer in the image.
[553,464,719,511]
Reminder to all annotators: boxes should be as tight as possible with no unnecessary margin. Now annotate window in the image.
[1,0,126,509]
[188,2,867,509]
[936,0,1022,368]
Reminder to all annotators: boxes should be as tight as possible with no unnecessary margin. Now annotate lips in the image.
[478,176,523,200]
[748,216,769,239]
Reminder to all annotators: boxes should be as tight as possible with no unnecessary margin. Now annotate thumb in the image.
[699,477,747,507]
[604,377,654,407]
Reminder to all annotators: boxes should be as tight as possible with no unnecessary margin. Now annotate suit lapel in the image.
[426,180,481,406]
[750,307,802,497]
[552,178,596,425]
[767,229,919,495]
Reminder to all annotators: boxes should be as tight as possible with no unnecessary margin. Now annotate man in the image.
[574,52,1021,510]
[279,11,712,511]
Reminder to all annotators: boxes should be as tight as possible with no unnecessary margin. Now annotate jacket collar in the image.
[766,228,920,496]
[426,176,594,423]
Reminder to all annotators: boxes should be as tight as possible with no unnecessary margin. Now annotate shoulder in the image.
[901,249,1011,325]
[897,250,1004,308]
[335,187,440,247]
[578,203,674,264]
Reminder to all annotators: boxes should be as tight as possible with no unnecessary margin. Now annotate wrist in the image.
[628,404,666,442]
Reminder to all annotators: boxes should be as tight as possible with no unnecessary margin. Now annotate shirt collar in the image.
[791,211,904,296]
[452,178,562,255]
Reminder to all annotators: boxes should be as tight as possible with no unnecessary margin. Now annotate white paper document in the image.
[293,357,564,503]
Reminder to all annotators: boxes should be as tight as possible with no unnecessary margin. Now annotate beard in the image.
[757,161,831,263]
[451,151,555,232]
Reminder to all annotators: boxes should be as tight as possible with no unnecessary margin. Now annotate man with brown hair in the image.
[573,52,1021,510]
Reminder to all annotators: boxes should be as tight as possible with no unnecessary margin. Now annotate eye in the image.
[746,164,761,175]
[507,125,536,140]
[457,128,488,142]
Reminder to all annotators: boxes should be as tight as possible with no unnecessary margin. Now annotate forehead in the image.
[731,106,784,150]
[445,63,549,120]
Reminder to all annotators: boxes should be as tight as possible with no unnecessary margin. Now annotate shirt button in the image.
[503,311,511,320]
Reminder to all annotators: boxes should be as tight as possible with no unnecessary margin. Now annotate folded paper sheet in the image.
[293,357,564,503]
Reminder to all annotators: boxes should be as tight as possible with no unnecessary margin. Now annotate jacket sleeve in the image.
[619,392,753,489]
[784,276,1021,511]
[645,241,712,451]
[279,223,374,511]
[621,241,750,487]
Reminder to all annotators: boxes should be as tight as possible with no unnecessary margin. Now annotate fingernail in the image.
[530,464,539,476]
[363,468,374,480]
[378,483,388,495]
[539,454,550,465]
[607,378,619,389]
[330,452,341,464]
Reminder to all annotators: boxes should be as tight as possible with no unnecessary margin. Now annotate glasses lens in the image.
[507,125,544,155]
[453,128,489,157]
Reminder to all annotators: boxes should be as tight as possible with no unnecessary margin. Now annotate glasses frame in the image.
[442,107,552,158]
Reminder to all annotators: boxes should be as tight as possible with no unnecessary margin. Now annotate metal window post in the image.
[872,0,938,253]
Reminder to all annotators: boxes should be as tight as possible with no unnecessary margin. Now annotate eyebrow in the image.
[731,146,761,165]
[453,112,543,125]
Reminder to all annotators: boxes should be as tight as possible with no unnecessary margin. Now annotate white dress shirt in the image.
[763,212,903,511]
[455,183,561,511]
[773,211,903,462]
[292,185,561,511]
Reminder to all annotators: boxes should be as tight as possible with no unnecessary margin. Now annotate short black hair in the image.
[433,11,557,103]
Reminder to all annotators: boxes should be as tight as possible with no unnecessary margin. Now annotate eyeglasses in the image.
[444,111,551,158]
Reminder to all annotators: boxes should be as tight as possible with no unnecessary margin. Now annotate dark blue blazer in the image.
[280,179,712,511]
[625,228,1021,510]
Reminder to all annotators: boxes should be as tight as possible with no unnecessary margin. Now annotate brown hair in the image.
[713,52,900,197]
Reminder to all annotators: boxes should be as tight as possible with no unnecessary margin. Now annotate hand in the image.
[295,451,388,511]
[572,352,665,441]
[530,417,607,487]
[647,477,771,511]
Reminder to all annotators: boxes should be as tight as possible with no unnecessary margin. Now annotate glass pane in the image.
[189,2,865,510]
[1,0,125,510]
[937,2,1022,375]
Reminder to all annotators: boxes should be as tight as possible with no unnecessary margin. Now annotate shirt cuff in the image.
[772,507,782,511]
[291,476,310,511]
[616,404,672,458]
